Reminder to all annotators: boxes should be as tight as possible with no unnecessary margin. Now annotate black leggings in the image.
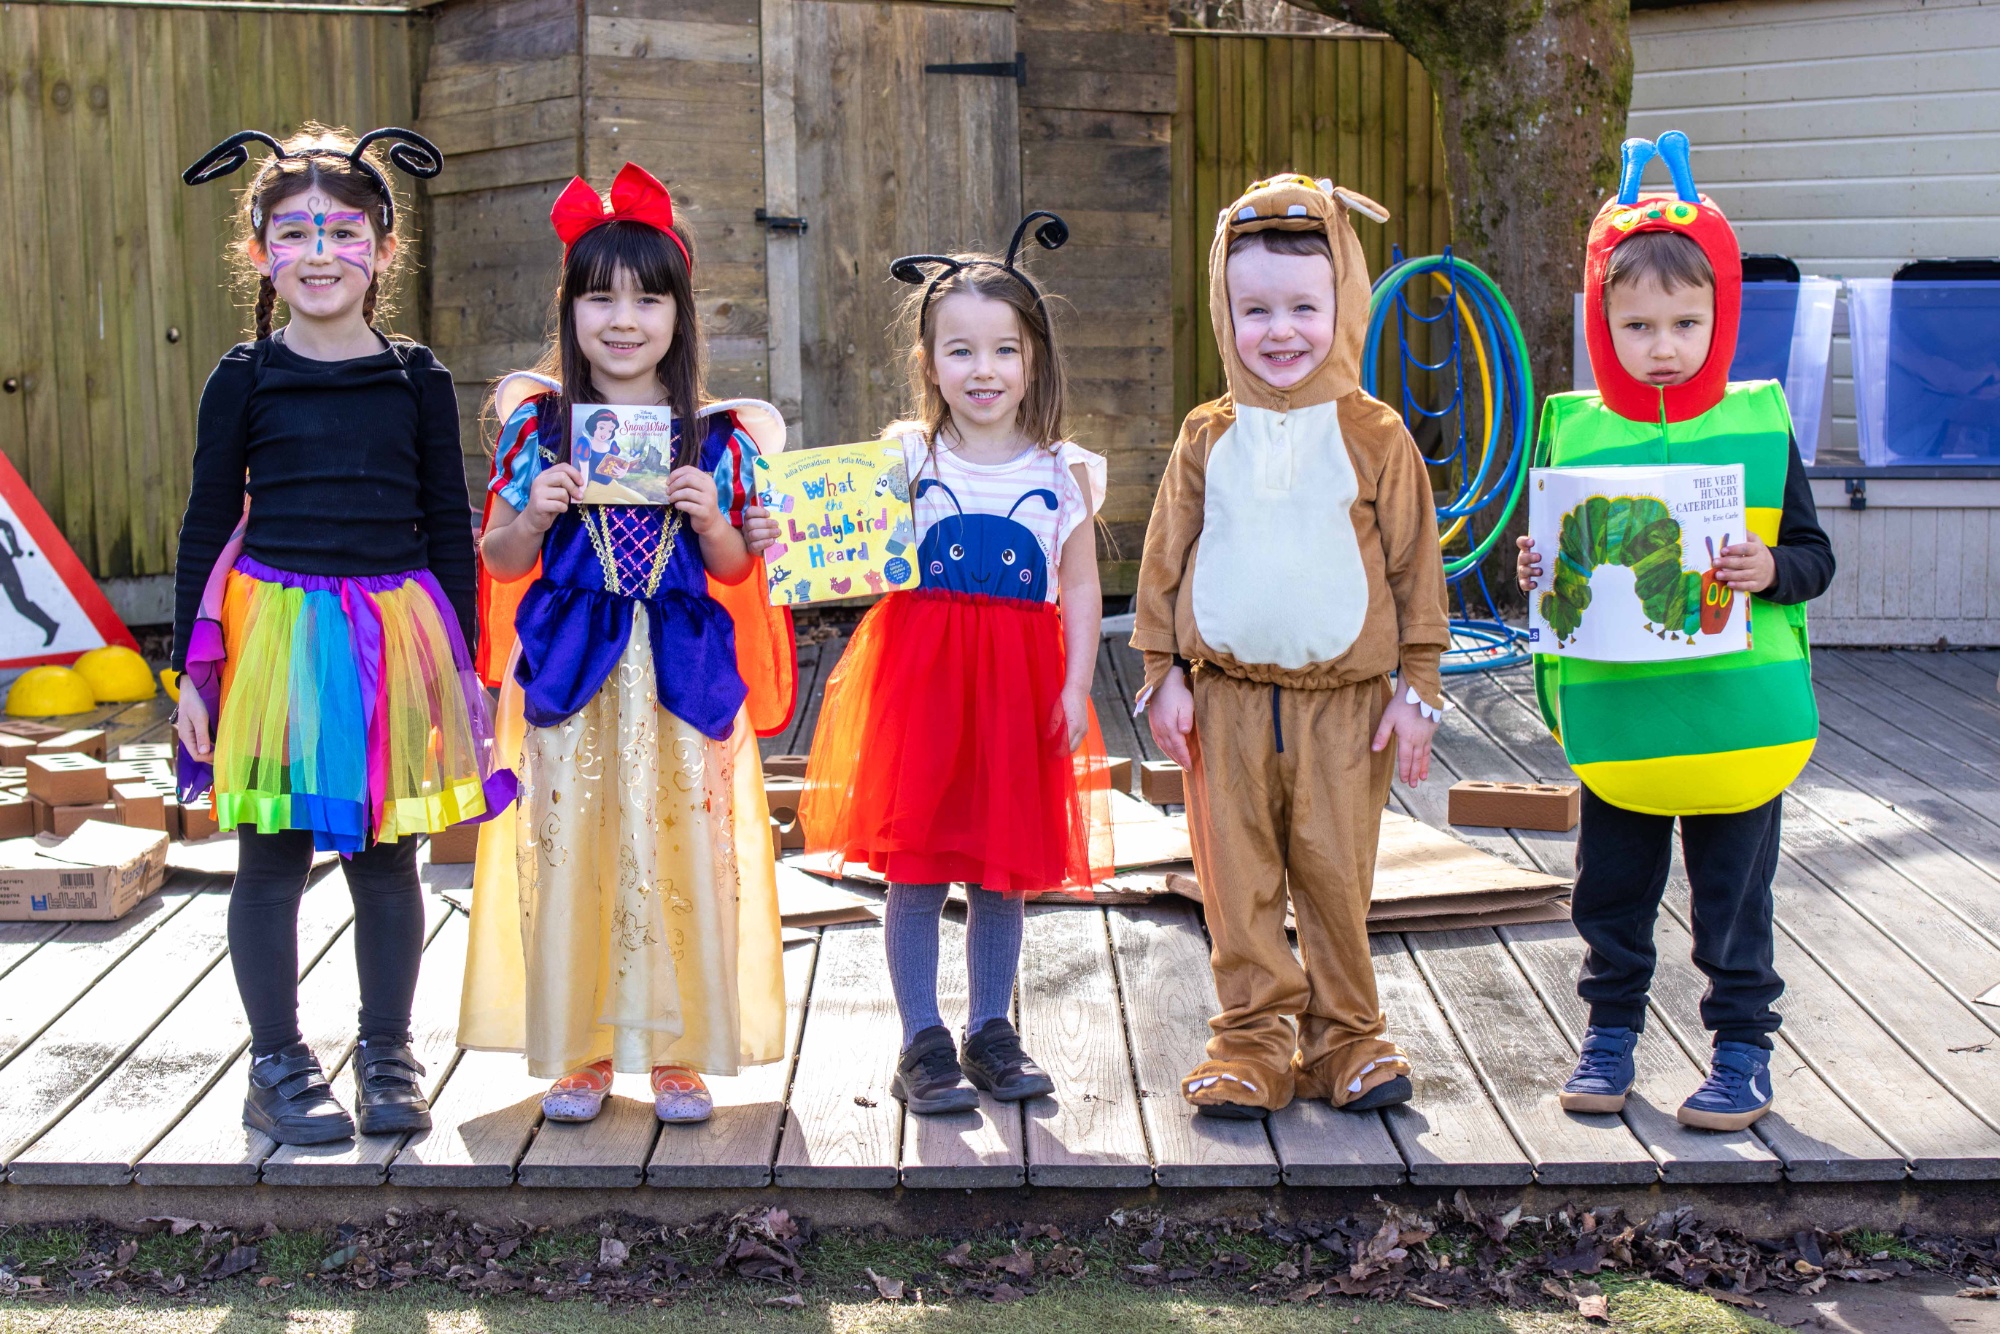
[230,828,424,1055]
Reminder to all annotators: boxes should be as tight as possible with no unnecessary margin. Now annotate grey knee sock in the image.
[884,882,949,1048]
[965,885,1024,1038]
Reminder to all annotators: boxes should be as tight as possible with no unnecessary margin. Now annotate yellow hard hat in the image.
[74,645,157,703]
[6,665,98,717]
[160,668,181,702]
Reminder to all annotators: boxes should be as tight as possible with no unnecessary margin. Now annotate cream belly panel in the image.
[1190,401,1368,667]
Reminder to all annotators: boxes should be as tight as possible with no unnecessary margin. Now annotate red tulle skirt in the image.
[801,591,1114,894]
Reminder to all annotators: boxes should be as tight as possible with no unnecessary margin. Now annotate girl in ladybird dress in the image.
[457,164,794,1126]
[802,213,1114,1116]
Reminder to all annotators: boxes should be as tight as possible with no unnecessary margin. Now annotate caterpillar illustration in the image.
[1538,494,1717,644]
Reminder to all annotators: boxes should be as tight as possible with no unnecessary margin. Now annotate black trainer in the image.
[960,1018,1055,1101]
[891,1025,979,1115]
[244,1044,354,1145]
[353,1038,432,1136]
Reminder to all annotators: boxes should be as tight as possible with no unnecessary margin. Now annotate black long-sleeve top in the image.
[1764,438,1836,607]
[171,334,477,671]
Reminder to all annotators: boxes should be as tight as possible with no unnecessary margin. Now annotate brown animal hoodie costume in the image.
[1132,174,1450,1114]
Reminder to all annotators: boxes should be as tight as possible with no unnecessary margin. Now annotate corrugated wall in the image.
[0,1,423,581]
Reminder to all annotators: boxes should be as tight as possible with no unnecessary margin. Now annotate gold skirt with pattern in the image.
[458,606,786,1079]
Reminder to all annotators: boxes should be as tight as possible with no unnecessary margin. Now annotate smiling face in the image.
[255,187,393,323]
[590,418,618,445]
[1225,243,1337,391]
[1605,273,1716,388]
[927,290,1029,433]
[573,264,678,395]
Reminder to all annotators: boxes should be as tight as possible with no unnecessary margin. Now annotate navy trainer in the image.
[1678,1040,1773,1130]
[1559,1025,1637,1113]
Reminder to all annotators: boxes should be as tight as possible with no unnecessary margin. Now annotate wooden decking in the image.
[4,646,2000,1205]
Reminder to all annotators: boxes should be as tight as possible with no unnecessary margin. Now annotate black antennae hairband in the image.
[891,210,1069,331]
[182,127,443,230]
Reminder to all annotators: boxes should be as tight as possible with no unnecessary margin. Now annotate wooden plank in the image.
[1018,906,1152,1186]
[1364,933,1529,1187]
[1807,664,2000,833]
[0,888,232,1173]
[1105,903,1280,1187]
[649,935,821,1187]
[772,921,901,1187]
[1407,927,1657,1185]
[1642,911,1907,1183]
[900,910,1026,1189]
[388,1050,547,1189]
[1897,649,2000,713]
[0,923,65,987]
[759,0,803,432]
[262,903,466,1186]
[1090,641,1144,792]
[1499,922,1782,1184]
[1104,638,1165,763]
[0,891,188,1068]
[1825,651,2000,774]
[6,884,353,1186]
[516,1074,661,1189]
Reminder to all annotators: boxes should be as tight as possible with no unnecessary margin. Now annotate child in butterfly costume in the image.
[1134,175,1451,1120]
[458,164,794,1125]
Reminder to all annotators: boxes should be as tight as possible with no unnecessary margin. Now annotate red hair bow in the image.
[549,162,691,266]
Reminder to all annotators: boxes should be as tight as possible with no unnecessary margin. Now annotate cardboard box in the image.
[0,736,35,766]
[117,743,175,762]
[0,793,32,839]
[1140,760,1185,806]
[428,823,480,864]
[112,782,166,831]
[1104,755,1133,793]
[0,720,65,742]
[0,821,170,921]
[181,799,218,841]
[763,754,810,780]
[1448,780,1581,833]
[766,777,806,851]
[52,802,119,836]
[26,753,109,807]
[35,729,107,761]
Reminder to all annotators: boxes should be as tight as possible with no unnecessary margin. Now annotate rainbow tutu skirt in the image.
[199,556,509,854]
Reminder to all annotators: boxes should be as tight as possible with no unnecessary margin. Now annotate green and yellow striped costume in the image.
[1532,382,1817,816]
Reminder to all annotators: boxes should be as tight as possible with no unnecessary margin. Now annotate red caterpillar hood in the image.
[1583,131,1741,425]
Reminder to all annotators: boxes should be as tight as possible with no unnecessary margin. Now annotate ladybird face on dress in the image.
[914,479,1057,602]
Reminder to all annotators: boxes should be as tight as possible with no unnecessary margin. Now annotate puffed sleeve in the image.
[709,423,763,528]
[1055,441,1108,546]
[490,400,544,513]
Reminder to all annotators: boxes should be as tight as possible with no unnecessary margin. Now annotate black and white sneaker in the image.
[891,1025,979,1115]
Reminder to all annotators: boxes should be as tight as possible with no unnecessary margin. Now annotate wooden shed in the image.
[418,0,1176,590]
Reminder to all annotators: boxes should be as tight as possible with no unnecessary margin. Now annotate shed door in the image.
[768,0,1022,449]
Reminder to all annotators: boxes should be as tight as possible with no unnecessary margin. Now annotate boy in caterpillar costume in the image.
[1133,175,1450,1119]
[1518,132,1834,1131]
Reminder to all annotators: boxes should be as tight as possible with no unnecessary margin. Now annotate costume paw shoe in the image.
[1183,1059,1292,1120]
[353,1038,431,1136]
[1678,1040,1774,1131]
[653,1064,713,1124]
[244,1043,354,1146]
[1295,1050,1411,1112]
[1560,1025,1638,1113]
[892,1025,979,1116]
[959,1018,1055,1101]
[542,1060,613,1123]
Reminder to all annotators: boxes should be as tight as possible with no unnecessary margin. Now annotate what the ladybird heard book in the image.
[1527,463,1750,663]
[758,441,917,606]
[569,403,679,504]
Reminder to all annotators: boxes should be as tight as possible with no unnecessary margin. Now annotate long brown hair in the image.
[515,218,705,469]
[230,123,409,340]
[892,256,1067,454]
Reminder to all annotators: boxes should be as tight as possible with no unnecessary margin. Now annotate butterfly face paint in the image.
[264,193,375,282]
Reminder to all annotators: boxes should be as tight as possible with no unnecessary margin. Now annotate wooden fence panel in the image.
[1171,31,1450,422]
[0,2,419,581]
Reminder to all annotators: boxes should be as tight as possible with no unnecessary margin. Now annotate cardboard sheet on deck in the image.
[165,833,338,879]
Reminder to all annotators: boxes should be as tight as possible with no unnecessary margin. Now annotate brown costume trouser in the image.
[1182,669,1408,1110]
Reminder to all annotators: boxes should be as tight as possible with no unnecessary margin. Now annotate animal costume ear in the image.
[181,130,287,186]
[1616,137,1659,206]
[183,125,442,231]
[1654,130,1700,204]
[889,210,1070,332]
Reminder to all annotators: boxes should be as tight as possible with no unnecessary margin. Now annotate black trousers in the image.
[229,829,424,1055]
[1570,787,1784,1049]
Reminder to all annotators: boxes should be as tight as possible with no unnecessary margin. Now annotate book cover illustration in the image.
[569,402,678,504]
[758,441,917,606]
[1527,463,1749,662]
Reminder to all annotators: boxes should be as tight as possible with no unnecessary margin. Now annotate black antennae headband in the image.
[891,210,1069,332]
[182,126,443,230]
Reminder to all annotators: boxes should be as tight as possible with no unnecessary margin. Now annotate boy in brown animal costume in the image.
[1133,175,1450,1119]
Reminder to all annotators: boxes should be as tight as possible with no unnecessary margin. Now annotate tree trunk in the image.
[1295,0,1634,598]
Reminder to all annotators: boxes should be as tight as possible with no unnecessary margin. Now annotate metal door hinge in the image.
[755,209,807,235]
[925,52,1026,87]
[1845,477,1866,510]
